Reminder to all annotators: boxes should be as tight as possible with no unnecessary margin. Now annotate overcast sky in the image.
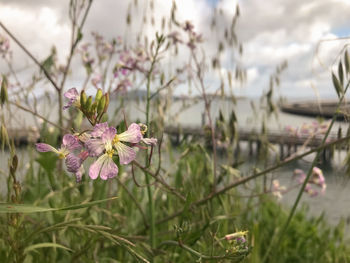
[1,0,350,99]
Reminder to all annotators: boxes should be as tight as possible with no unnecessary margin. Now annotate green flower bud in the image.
[97,94,106,116]
[85,96,93,113]
[0,123,9,149]
[104,93,109,113]
[80,90,87,109]
[95,88,103,102]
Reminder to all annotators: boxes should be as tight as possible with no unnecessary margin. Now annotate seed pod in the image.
[97,94,106,116]
[85,96,93,113]
[0,123,9,149]
[103,93,109,113]
[1,75,8,106]
[95,88,103,102]
[80,90,87,109]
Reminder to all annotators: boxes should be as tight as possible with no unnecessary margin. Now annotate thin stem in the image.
[58,0,93,135]
[0,22,60,92]
[144,36,162,253]
[133,161,186,202]
[9,101,67,131]
[191,50,218,192]
[116,177,149,228]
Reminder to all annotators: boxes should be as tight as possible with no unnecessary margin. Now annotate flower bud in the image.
[80,90,87,109]
[85,96,93,113]
[0,75,8,106]
[97,94,106,116]
[10,155,18,175]
[103,93,109,113]
[95,88,103,102]
[0,123,9,149]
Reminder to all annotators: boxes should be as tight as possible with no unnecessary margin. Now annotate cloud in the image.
[1,0,350,99]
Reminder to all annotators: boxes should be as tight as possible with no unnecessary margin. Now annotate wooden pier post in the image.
[249,139,253,156]
[279,144,284,159]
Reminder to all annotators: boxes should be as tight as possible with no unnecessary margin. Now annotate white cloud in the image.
[1,0,350,99]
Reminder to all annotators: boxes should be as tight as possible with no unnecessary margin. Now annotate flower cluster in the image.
[36,88,157,182]
[91,31,116,62]
[224,231,249,253]
[293,167,326,197]
[271,179,286,199]
[79,43,94,75]
[167,20,203,50]
[285,121,330,138]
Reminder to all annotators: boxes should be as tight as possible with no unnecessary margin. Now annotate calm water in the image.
[3,96,350,231]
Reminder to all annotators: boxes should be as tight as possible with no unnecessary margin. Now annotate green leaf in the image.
[338,61,344,85]
[345,50,350,75]
[36,152,57,176]
[24,242,73,254]
[332,72,343,98]
[0,196,118,213]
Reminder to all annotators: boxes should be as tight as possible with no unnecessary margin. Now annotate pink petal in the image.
[117,123,142,143]
[64,88,79,100]
[65,153,82,173]
[100,157,118,180]
[63,88,79,110]
[91,122,109,137]
[102,127,116,144]
[75,166,85,183]
[36,143,58,153]
[89,154,106,180]
[115,142,136,164]
[85,138,104,157]
[62,134,81,151]
[142,137,157,146]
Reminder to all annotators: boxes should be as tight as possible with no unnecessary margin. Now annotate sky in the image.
[1,0,350,99]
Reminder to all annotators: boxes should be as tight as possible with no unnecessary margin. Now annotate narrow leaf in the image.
[332,72,343,98]
[24,243,73,254]
[0,197,118,214]
[345,50,350,75]
[338,61,344,85]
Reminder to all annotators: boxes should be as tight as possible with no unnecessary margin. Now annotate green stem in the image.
[144,37,162,255]
[262,80,350,262]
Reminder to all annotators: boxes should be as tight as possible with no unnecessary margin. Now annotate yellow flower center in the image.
[139,123,147,135]
[106,149,114,158]
[112,134,120,145]
[58,153,66,159]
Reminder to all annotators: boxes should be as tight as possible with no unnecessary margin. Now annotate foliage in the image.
[0,0,349,262]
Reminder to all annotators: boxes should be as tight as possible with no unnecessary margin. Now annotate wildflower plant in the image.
[36,87,156,182]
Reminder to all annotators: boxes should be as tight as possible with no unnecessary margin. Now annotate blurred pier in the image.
[4,125,348,163]
[164,126,346,163]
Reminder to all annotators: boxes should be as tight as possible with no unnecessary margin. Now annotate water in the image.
[3,96,350,231]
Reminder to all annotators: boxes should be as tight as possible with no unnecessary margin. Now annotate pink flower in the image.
[113,123,142,164]
[86,123,142,180]
[138,123,157,146]
[141,137,158,146]
[293,167,326,197]
[63,88,80,110]
[36,134,82,174]
[88,127,118,180]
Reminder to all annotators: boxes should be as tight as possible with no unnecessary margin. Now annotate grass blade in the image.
[0,196,118,213]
